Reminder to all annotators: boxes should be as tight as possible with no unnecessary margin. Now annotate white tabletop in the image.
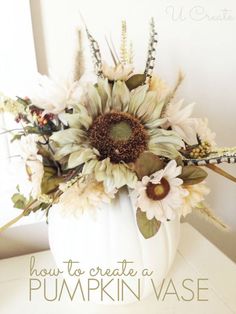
[0,223,235,314]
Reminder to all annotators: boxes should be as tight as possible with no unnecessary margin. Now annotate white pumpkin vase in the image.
[48,188,180,304]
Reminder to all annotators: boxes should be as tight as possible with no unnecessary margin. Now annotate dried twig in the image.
[194,202,228,230]
[0,199,38,233]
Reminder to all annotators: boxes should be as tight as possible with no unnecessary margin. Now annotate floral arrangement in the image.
[1,20,235,239]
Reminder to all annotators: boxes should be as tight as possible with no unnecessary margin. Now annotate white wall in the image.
[30,0,236,261]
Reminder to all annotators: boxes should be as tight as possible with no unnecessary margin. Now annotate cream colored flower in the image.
[26,159,44,198]
[20,134,41,162]
[194,118,216,148]
[181,182,210,216]
[58,176,116,217]
[149,75,169,101]
[134,160,188,222]
[102,62,133,81]
[20,134,44,198]
[163,100,197,145]
[29,73,82,115]
[0,94,25,116]
[50,79,184,191]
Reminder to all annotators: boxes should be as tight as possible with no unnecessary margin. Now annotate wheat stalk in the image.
[194,202,228,230]
[73,29,85,81]
[120,20,128,64]
[161,70,185,117]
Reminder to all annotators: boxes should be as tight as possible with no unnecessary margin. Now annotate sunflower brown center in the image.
[146,178,170,201]
[88,111,148,163]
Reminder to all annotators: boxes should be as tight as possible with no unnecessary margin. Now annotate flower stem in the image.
[205,164,236,183]
[0,199,38,233]
[0,212,25,233]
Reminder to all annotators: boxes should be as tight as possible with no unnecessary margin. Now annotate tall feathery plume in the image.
[195,202,228,230]
[73,29,85,81]
[128,42,134,64]
[85,27,103,77]
[120,20,128,64]
[144,18,158,82]
[161,71,185,117]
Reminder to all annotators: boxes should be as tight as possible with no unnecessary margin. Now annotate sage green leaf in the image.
[126,74,146,90]
[10,133,23,143]
[11,193,27,209]
[41,167,63,194]
[179,165,208,185]
[148,143,180,160]
[133,152,165,179]
[175,156,184,166]
[136,208,161,239]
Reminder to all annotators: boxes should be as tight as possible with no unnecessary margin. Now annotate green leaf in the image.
[11,193,27,209]
[126,74,146,90]
[41,166,63,194]
[10,133,23,143]
[16,96,30,106]
[30,202,50,213]
[136,208,161,239]
[133,152,165,179]
[179,165,208,185]
[175,156,184,166]
[25,126,40,134]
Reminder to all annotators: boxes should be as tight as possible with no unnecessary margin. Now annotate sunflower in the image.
[50,79,184,192]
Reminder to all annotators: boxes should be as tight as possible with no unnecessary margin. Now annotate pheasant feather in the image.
[144,18,158,82]
[86,27,103,77]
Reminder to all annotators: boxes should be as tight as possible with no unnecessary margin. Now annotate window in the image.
[0,0,40,226]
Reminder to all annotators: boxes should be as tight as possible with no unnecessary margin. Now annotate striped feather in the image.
[85,27,103,77]
[144,18,158,82]
[183,148,236,166]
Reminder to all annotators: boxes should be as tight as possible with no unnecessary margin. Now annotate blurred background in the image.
[0,0,236,261]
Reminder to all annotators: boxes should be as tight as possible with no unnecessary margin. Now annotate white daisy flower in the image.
[29,73,82,116]
[134,160,188,222]
[163,100,197,145]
